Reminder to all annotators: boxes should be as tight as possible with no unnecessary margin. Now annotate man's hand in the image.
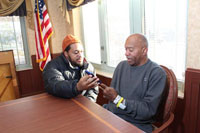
[76,75,99,91]
[99,83,118,101]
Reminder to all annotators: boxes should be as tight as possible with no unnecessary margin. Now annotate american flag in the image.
[34,0,53,71]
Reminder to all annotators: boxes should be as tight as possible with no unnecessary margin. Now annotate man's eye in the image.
[129,49,133,52]
[74,50,83,54]
[125,48,134,52]
[74,51,79,54]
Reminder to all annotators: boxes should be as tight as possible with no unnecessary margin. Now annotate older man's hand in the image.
[99,83,118,101]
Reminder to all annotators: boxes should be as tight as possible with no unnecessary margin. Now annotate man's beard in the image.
[68,56,83,67]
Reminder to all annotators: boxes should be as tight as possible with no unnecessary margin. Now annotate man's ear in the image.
[63,51,68,58]
[142,47,148,55]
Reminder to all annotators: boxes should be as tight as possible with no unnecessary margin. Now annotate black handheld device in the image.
[85,70,101,84]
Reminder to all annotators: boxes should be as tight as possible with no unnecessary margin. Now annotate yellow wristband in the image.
[116,97,124,108]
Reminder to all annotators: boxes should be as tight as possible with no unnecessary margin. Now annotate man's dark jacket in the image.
[43,53,98,102]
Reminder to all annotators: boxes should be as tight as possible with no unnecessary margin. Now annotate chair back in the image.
[154,65,178,127]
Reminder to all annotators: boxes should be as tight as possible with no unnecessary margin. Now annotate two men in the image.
[43,34,99,102]
[43,33,166,133]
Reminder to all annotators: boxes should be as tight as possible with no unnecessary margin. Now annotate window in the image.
[82,1,101,65]
[81,0,187,81]
[144,0,188,81]
[0,16,31,71]
[103,0,130,67]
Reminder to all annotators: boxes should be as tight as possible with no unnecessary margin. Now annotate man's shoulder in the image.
[112,61,128,73]
[147,59,160,68]
[147,60,166,76]
[117,60,127,67]
[45,54,66,70]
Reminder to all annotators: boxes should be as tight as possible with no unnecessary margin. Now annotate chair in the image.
[153,65,178,133]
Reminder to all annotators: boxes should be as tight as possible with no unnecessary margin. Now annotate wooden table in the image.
[0,93,143,133]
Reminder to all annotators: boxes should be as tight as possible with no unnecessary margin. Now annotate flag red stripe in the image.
[44,29,52,42]
[44,19,50,28]
[41,21,45,32]
[40,47,50,69]
[43,10,47,17]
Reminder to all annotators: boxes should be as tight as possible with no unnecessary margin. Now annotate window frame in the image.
[17,16,32,71]
[0,16,32,71]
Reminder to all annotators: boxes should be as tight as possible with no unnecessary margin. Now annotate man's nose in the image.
[77,52,83,57]
[125,50,129,56]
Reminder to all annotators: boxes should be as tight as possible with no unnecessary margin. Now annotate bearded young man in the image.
[43,34,99,102]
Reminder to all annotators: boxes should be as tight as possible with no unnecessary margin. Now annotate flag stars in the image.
[35,0,45,19]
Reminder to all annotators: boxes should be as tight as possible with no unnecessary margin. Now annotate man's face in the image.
[125,39,146,66]
[64,43,84,67]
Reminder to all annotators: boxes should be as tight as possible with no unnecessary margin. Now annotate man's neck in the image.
[138,57,148,66]
[68,60,79,69]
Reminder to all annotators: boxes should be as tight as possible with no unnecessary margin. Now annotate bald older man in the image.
[43,34,99,102]
[99,34,167,133]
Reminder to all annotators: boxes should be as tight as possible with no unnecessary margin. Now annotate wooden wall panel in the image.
[17,53,61,97]
[183,68,200,133]
[170,98,185,133]
[17,55,45,97]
